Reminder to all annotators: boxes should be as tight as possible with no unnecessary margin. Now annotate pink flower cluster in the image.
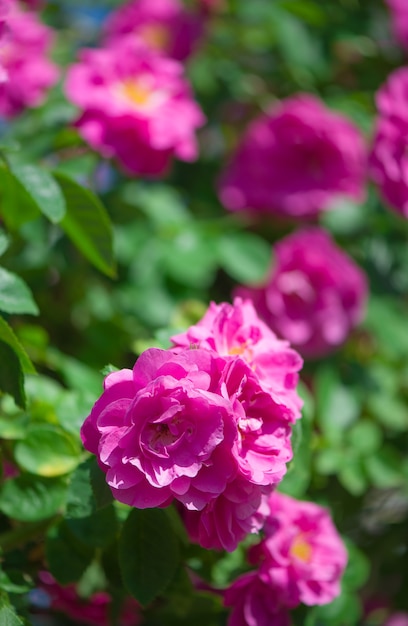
[224,492,348,625]
[236,228,368,359]
[218,95,366,218]
[370,67,408,218]
[386,0,408,50]
[103,0,203,61]
[36,571,141,626]
[81,299,303,552]
[0,1,59,118]
[65,37,205,177]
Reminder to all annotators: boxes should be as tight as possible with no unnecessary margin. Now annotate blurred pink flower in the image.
[236,228,368,358]
[37,571,141,626]
[385,613,408,626]
[218,94,367,218]
[370,69,408,217]
[224,571,291,626]
[103,0,203,61]
[65,39,205,176]
[250,492,348,607]
[0,1,59,117]
[370,116,408,217]
[171,297,303,421]
[386,0,408,50]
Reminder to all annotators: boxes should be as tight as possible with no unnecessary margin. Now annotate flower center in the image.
[119,78,153,108]
[148,423,177,452]
[138,24,170,51]
[290,535,312,563]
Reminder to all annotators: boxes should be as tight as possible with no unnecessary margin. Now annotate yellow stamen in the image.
[290,536,312,563]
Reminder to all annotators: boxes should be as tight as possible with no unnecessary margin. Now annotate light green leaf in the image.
[0,475,66,522]
[6,160,66,223]
[0,267,39,315]
[14,424,81,477]
[54,171,116,278]
[217,231,272,284]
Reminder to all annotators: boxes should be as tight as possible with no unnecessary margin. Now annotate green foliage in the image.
[119,508,181,606]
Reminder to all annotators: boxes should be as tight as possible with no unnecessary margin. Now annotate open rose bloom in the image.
[81,299,303,552]
[236,228,368,358]
[224,492,347,624]
[103,0,203,61]
[0,1,59,117]
[370,68,408,217]
[218,94,367,218]
[65,38,205,176]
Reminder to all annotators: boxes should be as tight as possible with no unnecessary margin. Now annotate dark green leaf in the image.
[0,316,36,374]
[46,520,94,585]
[90,457,114,510]
[66,505,117,549]
[0,596,24,626]
[54,171,116,278]
[0,340,25,408]
[119,508,180,606]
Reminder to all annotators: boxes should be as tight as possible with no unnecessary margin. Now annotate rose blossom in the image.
[249,492,348,607]
[224,571,291,626]
[81,337,297,551]
[171,297,303,420]
[369,69,408,217]
[35,571,141,626]
[0,1,59,118]
[386,0,408,50]
[103,0,203,61]
[218,94,367,218]
[65,38,205,176]
[236,228,368,358]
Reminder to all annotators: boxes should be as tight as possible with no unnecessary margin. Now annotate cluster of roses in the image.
[81,298,303,552]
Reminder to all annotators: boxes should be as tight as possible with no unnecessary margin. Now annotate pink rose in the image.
[218,94,367,218]
[181,480,271,552]
[224,571,291,626]
[103,0,203,61]
[250,492,348,607]
[171,298,303,420]
[370,69,408,217]
[370,116,408,217]
[236,228,368,358]
[0,1,59,118]
[386,0,408,50]
[65,38,205,176]
[36,571,141,626]
[81,348,237,510]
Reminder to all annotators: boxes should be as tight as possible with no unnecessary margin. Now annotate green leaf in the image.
[66,505,117,549]
[65,457,97,519]
[338,457,367,496]
[54,171,116,278]
[0,597,24,626]
[364,448,404,489]
[122,183,190,227]
[5,160,66,223]
[46,520,94,585]
[0,341,25,408]
[0,474,66,522]
[162,228,217,287]
[217,231,271,284]
[14,424,81,477]
[0,229,9,257]
[0,316,36,374]
[0,569,32,594]
[0,267,39,315]
[347,421,382,456]
[315,367,361,442]
[119,508,180,606]
[90,459,114,511]
[342,542,370,591]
